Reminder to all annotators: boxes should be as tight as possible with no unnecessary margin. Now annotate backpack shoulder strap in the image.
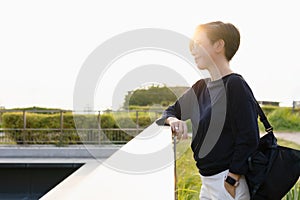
[226,74,273,133]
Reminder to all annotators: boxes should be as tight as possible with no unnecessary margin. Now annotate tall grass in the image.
[259,106,300,132]
[176,139,201,200]
[285,182,300,200]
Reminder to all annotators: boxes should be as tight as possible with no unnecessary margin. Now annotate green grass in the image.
[176,138,300,200]
[175,139,201,200]
[259,106,300,132]
[0,135,17,145]
[286,182,300,200]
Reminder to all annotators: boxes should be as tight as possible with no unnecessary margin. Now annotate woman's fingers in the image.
[171,123,178,133]
[182,123,188,139]
[170,120,188,139]
[178,122,184,135]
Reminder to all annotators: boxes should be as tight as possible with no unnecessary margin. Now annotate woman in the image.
[157,21,259,200]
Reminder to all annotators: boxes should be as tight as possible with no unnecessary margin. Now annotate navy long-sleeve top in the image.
[156,73,260,176]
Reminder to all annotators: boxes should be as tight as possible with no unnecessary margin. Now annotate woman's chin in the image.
[196,64,207,70]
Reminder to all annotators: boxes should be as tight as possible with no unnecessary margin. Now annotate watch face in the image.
[225,175,238,187]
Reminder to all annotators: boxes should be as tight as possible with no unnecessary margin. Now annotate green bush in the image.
[72,114,98,129]
[128,105,151,110]
[2,112,81,145]
[1,111,155,145]
[100,114,118,128]
[267,108,300,132]
[257,106,300,133]
[261,105,278,116]
[2,112,24,128]
[110,111,158,129]
[134,115,152,128]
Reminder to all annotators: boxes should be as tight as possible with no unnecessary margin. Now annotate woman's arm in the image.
[156,83,201,138]
[227,76,260,175]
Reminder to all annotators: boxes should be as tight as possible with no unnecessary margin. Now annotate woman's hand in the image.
[224,181,236,199]
[166,117,188,139]
[224,172,240,199]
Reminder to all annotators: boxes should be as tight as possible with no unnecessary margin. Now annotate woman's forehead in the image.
[192,29,208,42]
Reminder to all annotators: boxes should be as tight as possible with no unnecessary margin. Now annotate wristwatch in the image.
[225,175,239,187]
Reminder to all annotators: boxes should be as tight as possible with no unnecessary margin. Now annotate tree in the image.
[123,85,188,109]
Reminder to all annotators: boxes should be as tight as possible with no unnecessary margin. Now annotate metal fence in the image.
[0,128,145,145]
[0,109,161,145]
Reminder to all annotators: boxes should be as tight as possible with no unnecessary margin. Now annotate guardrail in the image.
[0,109,162,145]
[0,128,143,145]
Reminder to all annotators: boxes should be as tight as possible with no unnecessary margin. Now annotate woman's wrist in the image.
[166,117,178,125]
[227,172,241,181]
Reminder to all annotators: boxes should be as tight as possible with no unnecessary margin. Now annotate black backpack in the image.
[246,102,300,200]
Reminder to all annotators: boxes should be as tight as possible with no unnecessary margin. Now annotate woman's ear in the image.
[213,39,225,53]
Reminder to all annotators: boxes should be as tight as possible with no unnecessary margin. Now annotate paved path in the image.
[266,132,300,145]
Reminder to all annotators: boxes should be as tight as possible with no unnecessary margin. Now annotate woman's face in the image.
[190,30,215,70]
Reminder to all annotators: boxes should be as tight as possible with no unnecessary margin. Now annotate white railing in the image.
[40,123,175,200]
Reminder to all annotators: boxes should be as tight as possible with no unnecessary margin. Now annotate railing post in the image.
[0,110,3,127]
[22,110,26,144]
[97,111,101,145]
[23,110,26,130]
[59,110,64,145]
[60,110,63,134]
[292,101,295,113]
[174,136,178,200]
[136,110,139,135]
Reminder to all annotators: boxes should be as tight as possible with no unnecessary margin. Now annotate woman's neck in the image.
[208,60,233,81]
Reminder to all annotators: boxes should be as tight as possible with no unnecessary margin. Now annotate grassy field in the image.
[258,106,300,132]
[176,139,201,200]
[176,138,300,200]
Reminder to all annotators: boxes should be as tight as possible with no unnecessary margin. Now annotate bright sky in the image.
[1,0,300,110]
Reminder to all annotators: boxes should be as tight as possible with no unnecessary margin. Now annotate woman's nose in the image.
[191,47,197,56]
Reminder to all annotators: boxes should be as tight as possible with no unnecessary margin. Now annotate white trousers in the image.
[199,169,250,200]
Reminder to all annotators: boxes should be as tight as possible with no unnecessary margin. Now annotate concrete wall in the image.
[41,124,175,200]
[0,145,120,158]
